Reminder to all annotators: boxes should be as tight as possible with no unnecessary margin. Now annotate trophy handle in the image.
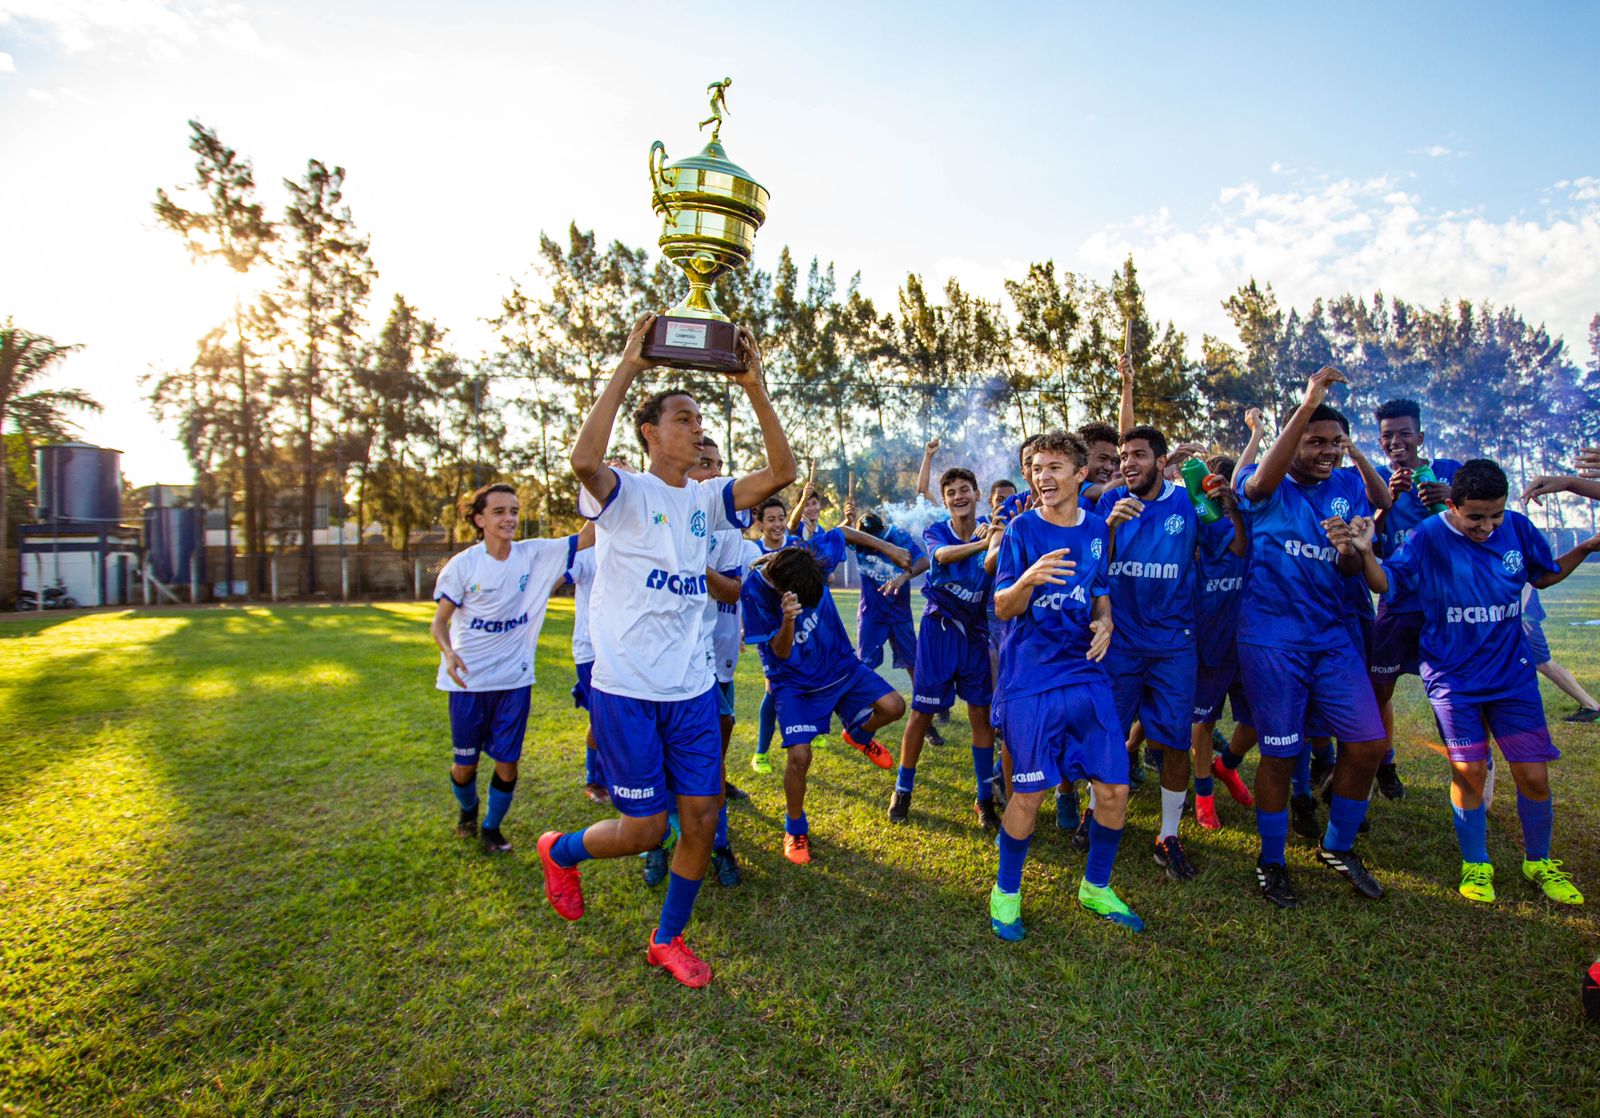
[649,140,678,220]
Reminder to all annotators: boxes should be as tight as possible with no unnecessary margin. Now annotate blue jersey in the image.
[922,518,993,636]
[1194,515,1247,667]
[741,569,856,693]
[853,525,923,624]
[1237,466,1369,648]
[994,508,1111,699]
[998,490,1029,523]
[1333,467,1377,620]
[786,525,847,576]
[1376,458,1463,613]
[1093,481,1198,654]
[1382,510,1556,701]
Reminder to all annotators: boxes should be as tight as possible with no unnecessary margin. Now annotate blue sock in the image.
[549,829,591,868]
[785,811,809,837]
[654,872,703,944]
[1256,808,1289,865]
[714,804,729,850]
[1221,747,1243,771]
[1292,748,1312,797]
[1085,819,1123,888]
[1314,741,1335,766]
[996,829,1031,893]
[1195,775,1215,798]
[584,745,604,786]
[757,692,776,755]
[1322,793,1369,851]
[896,765,917,793]
[483,774,516,830]
[1452,802,1489,863]
[972,746,995,801]
[450,773,478,812]
[1382,747,1395,765]
[1518,792,1553,861]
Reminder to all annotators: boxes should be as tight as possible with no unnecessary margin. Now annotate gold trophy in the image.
[643,77,769,372]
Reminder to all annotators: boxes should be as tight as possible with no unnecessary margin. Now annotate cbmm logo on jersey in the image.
[645,569,707,596]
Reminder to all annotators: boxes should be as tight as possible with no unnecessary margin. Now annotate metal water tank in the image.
[143,504,204,586]
[36,443,122,526]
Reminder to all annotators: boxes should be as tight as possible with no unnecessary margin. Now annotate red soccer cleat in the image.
[646,933,713,988]
[1195,793,1221,831]
[1211,758,1254,806]
[536,831,586,921]
[842,728,894,769]
[784,833,812,865]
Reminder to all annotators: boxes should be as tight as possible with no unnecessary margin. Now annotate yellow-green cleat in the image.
[750,751,772,776]
[1458,861,1495,903]
[1077,879,1144,932]
[1522,859,1584,905]
[989,885,1024,942]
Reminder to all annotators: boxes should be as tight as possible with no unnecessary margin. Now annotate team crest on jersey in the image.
[467,583,480,594]
[1503,550,1524,574]
[518,574,529,592]
[652,512,670,526]
[1331,497,1351,519]
[1090,538,1103,560]
[1163,514,1185,536]
[690,509,707,538]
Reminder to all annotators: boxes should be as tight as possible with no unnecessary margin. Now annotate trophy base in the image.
[641,316,745,373]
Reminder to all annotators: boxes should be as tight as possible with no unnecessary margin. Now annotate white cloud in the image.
[0,50,14,72]
[1416,144,1459,158]
[1077,177,1600,352]
[0,1,258,57]
[24,86,51,101]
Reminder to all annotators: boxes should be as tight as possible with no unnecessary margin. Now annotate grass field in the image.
[3,572,1600,1116]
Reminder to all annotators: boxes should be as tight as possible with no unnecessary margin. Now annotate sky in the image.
[2,0,1598,485]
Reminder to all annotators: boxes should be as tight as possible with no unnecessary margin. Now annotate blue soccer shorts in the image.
[449,686,532,766]
[1370,604,1424,679]
[715,679,737,720]
[589,685,723,816]
[570,660,594,710]
[1238,638,1385,758]
[997,674,1126,792]
[1522,618,1552,666]
[912,614,993,713]
[858,609,917,672]
[1430,678,1559,765]
[1105,645,1198,751]
[1193,660,1253,727]
[774,662,896,747]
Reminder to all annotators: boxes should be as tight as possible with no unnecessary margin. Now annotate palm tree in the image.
[0,319,100,556]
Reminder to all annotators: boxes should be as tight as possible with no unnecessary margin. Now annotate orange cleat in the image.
[842,728,894,769]
[536,831,586,921]
[646,933,713,988]
[1211,759,1254,806]
[1195,793,1221,831]
[784,832,812,864]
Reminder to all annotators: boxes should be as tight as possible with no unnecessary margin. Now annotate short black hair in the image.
[1018,433,1043,466]
[1077,421,1119,449]
[1032,429,1089,470]
[764,546,828,609]
[858,511,886,538]
[633,388,696,451]
[1374,399,1422,426]
[939,467,979,494]
[1451,459,1508,504]
[699,436,718,449]
[1307,404,1350,435]
[1206,454,1236,482]
[1119,424,1169,459]
[989,479,1017,498]
[754,496,787,520]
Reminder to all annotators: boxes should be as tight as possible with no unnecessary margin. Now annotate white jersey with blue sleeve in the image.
[587,469,746,701]
[566,547,597,666]
[435,536,577,692]
[705,529,751,684]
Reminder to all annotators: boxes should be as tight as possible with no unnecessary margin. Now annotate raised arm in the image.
[1529,534,1600,590]
[1340,435,1393,512]
[1244,367,1346,504]
[727,328,799,509]
[1118,352,1135,435]
[1524,474,1600,504]
[570,314,654,505]
[916,438,941,507]
[1237,407,1265,477]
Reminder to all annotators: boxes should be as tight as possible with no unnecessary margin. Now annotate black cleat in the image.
[711,845,741,887]
[888,789,912,824]
[480,826,512,854]
[643,844,670,887]
[1153,835,1200,880]
[1309,755,1334,794]
[1290,793,1320,839]
[1071,808,1093,853]
[988,775,1009,811]
[1316,845,1384,899]
[723,780,750,802]
[1562,706,1600,724]
[926,723,946,747]
[456,804,479,838]
[1256,860,1300,909]
[1376,763,1406,800]
[975,799,1001,832]
[1127,753,1146,789]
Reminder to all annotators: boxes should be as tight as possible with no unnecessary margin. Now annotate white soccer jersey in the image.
[705,530,753,684]
[588,469,745,701]
[434,536,575,693]
[567,547,597,665]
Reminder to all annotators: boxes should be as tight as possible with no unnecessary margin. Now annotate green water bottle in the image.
[1412,463,1449,515]
[1180,457,1222,524]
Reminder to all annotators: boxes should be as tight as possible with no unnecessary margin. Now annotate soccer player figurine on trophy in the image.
[642,77,770,373]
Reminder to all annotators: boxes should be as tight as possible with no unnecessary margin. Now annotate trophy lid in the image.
[662,138,763,191]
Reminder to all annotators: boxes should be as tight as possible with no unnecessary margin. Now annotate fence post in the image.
[271,555,280,603]
[414,558,423,601]
[190,552,201,604]
[341,555,350,602]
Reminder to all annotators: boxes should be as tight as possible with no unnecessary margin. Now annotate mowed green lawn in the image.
[3,573,1600,1117]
